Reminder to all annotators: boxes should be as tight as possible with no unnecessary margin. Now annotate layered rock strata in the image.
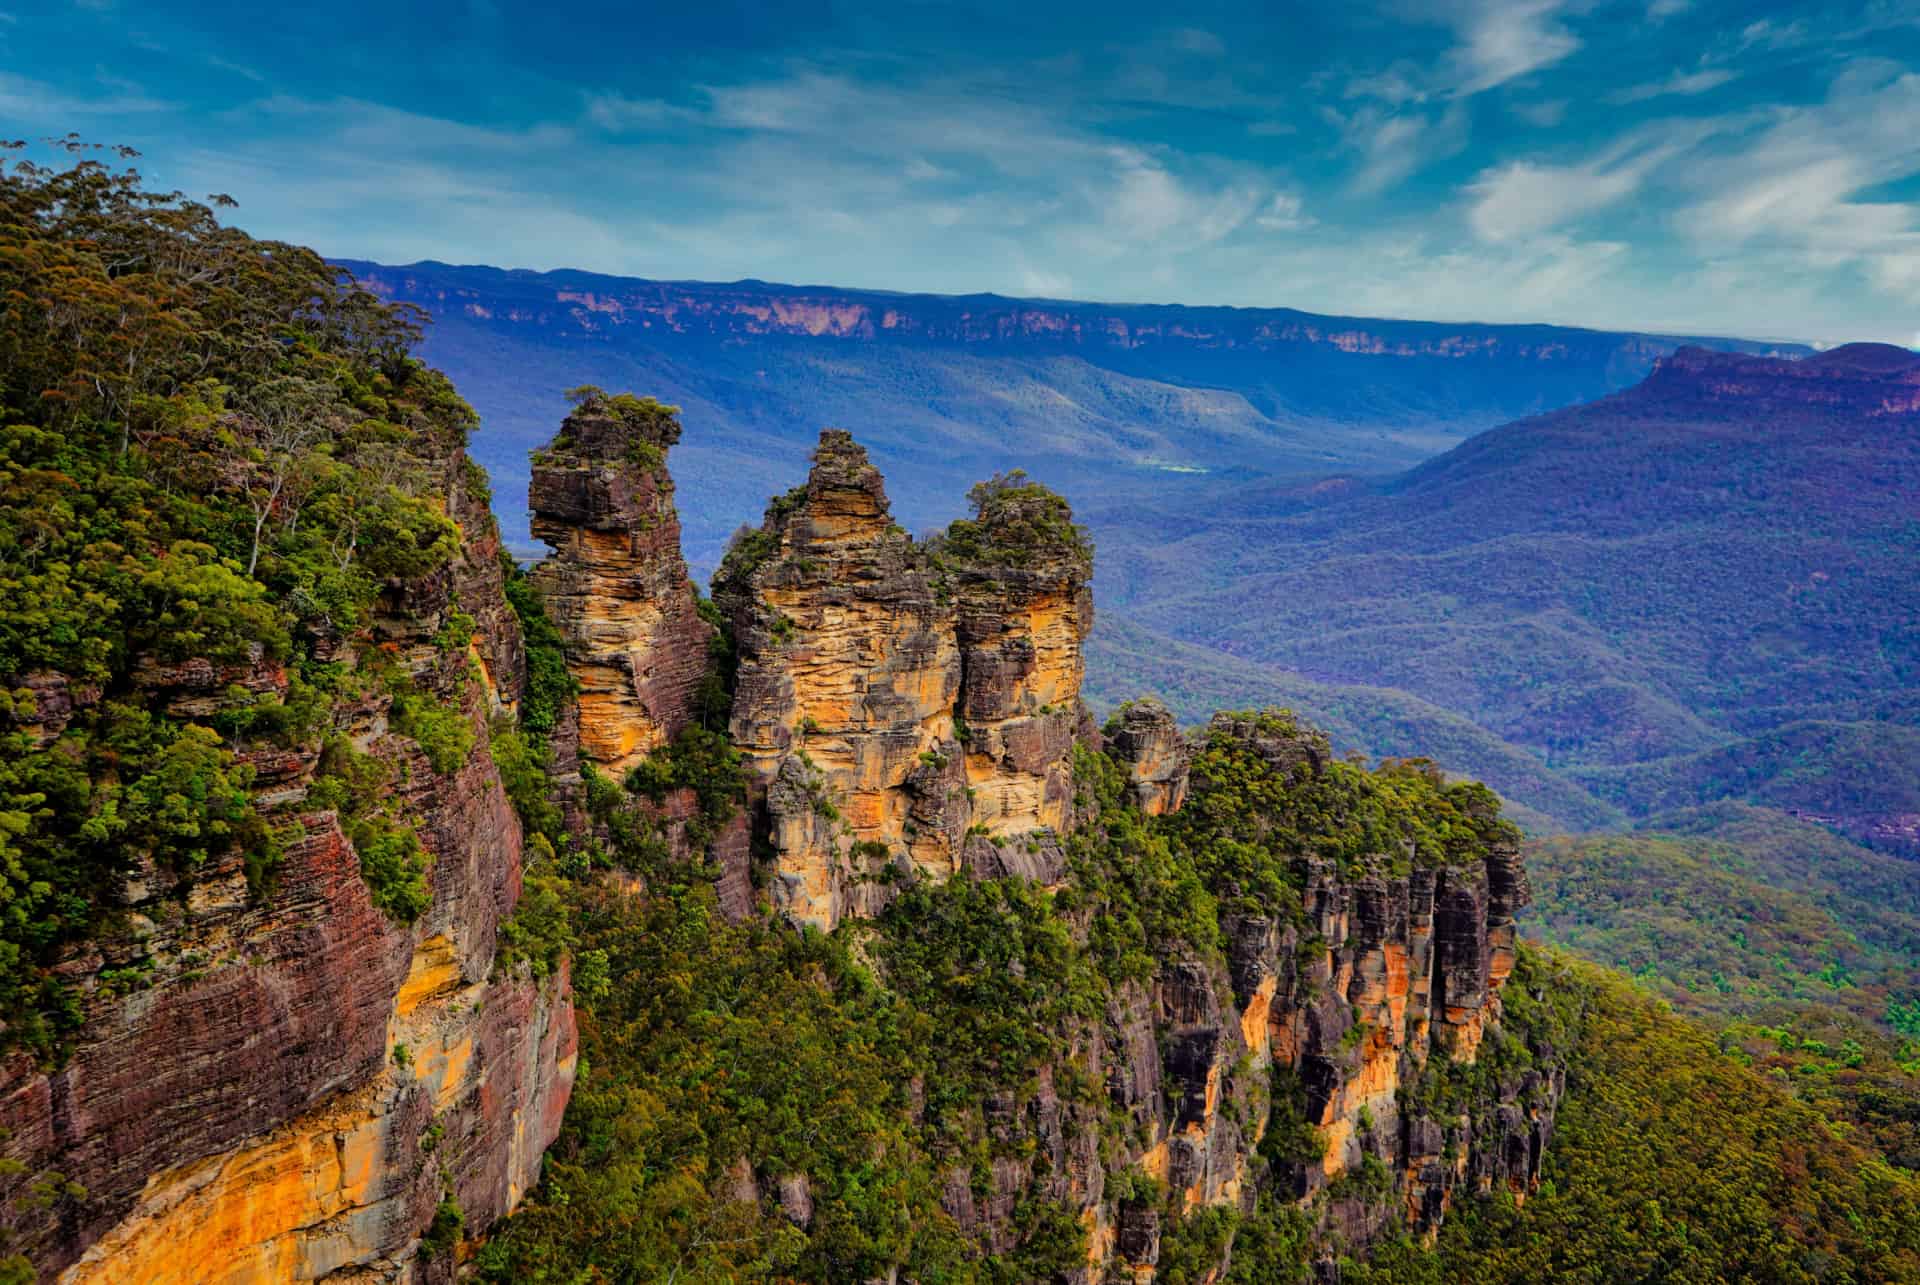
[526,395,755,916]
[994,713,1557,1278]
[1107,697,1190,816]
[713,431,1093,928]
[0,434,575,1281]
[528,394,711,776]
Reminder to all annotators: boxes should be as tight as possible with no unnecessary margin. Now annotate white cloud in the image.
[1256,192,1313,231]
[1469,159,1644,241]
[1444,0,1582,96]
[1646,0,1690,19]
[1608,67,1735,104]
[1509,98,1567,126]
[1016,264,1074,295]
[1345,65,1428,106]
[1465,123,1722,242]
[1171,28,1227,58]
[0,68,170,118]
[1736,18,1809,52]
[205,54,263,82]
[1678,70,1920,303]
[584,91,695,132]
[1334,100,1470,195]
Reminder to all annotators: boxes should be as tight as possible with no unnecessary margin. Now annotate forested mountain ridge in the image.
[4,145,1916,1284]
[1102,342,1920,836]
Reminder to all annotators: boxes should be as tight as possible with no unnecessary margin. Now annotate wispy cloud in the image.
[1441,0,1582,96]
[19,0,1920,343]
[1170,27,1227,58]
[0,68,171,118]
[1333,100,1471,195]
[1680,71,1920,301]
[1256,192,1313,231]
[1466,131,1695,241]
[1609,67,1736,104]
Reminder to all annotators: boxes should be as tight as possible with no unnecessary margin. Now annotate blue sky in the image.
[8,0,1920,343]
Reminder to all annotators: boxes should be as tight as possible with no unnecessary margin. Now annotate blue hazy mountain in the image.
[339,259,1805,573]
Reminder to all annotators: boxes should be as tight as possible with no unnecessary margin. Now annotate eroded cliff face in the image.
[711,431,1092,928]
[0,442,575,1281]
[528,395,711,777]
[930,712,1560,1282]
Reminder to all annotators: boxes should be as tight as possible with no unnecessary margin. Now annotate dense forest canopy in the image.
[0,139,478,1055]
[4,138,1918,1284]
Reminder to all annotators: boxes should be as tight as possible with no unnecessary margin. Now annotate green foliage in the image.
[1377,952,1920,1284]
[479,882,971,1283]
[344,812,432,921]
[1525,804,1920,1169]
[497,873,574,980]
[501,559,576,736]
[1061,742,1221,977]
[389,690,475,776]
[935,469,1093,575]
[421,1193,465,1258]
[1121,711,1518,945]
[865,876,1103,1136]
[0,141,487,1051]
[490,727,563,850]
[1157,1205,1239,1285]
[625,724,746,848]
[711,484,807,594]
[562,386,683,464]
[311,734,431,921]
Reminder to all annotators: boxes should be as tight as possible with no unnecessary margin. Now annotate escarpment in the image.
[955,712,1563,1278]
[709,432,1094,927]
[514,415,1567,1279]
[0,417,575,1281]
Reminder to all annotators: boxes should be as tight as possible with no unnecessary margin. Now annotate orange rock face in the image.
[529,395,712,777]
[1077,715,1553,1276]
[0,437,575,1281]
[716,431,1093,929]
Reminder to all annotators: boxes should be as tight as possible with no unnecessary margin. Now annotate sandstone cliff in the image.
[711,431,1093,928]
[0,429,575,1281]
[520,423,1564,1279]
[527,392,711,777]
[897,707,1560,1280]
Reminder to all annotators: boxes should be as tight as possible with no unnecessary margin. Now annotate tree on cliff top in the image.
[0,138,475,1058]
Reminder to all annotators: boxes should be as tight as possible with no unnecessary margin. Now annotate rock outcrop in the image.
[0,429,575,1281]
[529,393,711,776]
[1106,697,1190,816]
[931,712,1561,1278]
[526,394,757,917]
[714,431,1093,928]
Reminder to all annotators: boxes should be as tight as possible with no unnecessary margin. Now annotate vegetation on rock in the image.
[0,141,480,1056]
[1362,955,1920,1284]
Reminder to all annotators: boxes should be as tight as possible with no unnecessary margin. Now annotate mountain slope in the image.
[1378,954,1920,1284]
[340,259,1804,568]
[1113,344,1920,830]
[1524,805,1920,1170]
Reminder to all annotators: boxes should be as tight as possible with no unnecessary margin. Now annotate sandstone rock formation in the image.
[526,393,757,916]
[0,432,575,1281]
[529,392,711,777]
[714,431,1093,928]
[930,712,1557,1278]
[1106,697,1190,816]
